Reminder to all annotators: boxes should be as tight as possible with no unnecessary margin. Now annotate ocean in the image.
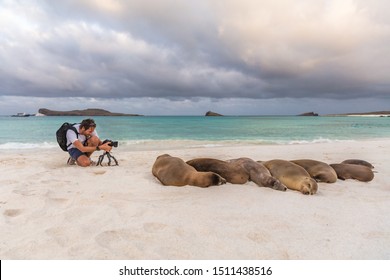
[0,115,389,150]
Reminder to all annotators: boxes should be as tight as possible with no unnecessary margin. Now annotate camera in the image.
[103,139,118,148]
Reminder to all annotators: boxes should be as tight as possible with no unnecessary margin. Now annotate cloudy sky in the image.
[0,0,389,115]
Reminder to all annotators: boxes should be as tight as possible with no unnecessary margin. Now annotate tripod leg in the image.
[107,153,112,166]
[97,152,106,166]
[97,155,102,166]
[112,155,119,166]
[107,153,118,166]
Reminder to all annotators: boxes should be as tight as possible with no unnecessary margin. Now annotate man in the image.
[66,118,112,167]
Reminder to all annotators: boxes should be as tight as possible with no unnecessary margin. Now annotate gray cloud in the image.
[0,0,389,114]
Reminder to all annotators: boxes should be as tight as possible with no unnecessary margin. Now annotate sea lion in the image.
[329,163,374,182]
[263,159,318,195]
[187,157,286,191]
[291,159,337,183]
[227,158,287,191]
[186,158,249,184]
[152,154,226,187]
[341,159,374,169]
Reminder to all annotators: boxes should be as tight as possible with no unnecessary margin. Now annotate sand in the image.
[0,140,389,260]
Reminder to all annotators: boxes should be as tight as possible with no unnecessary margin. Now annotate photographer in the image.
[66,118,112,167]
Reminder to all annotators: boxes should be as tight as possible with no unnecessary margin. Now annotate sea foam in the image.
[0,142,57,150]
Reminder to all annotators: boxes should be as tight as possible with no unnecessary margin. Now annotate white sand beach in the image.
[0,140,389,259]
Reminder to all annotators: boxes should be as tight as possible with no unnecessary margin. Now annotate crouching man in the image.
[66,118,112,167]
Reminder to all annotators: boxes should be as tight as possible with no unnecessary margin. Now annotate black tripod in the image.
[97,151,119,166]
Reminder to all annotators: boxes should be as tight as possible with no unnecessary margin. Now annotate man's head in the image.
[80,118,96,136]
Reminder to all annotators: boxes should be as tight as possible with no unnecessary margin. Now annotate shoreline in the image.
[1,139,389,259]
[2,137,390,152]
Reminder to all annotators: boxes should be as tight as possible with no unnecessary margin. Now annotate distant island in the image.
[325,111,390,117]
[205,111,223,116]
[297,112,319,116]
[296,111,389,117]
[38,108,142,116]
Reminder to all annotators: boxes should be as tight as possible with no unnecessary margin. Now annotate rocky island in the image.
[38,108,142,116]
[205,111,223,116]
[297,112,319,116]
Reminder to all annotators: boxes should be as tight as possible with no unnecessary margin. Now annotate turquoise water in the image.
[0,115,389,150]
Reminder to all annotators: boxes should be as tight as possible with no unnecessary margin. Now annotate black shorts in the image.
[68,148,86,160]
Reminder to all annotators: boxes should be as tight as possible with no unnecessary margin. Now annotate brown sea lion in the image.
[263,159,318,195]
[227,158,287,191]
[186,158,249,184]
[329,163,374,182]
[341,159,374,169]
[291,159,337,183]
[152,154,226,187]
[187,157,286,191]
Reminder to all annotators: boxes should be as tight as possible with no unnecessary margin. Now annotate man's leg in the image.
[69,148,93,167]
[84,136,100,157]
[77,155,93,167]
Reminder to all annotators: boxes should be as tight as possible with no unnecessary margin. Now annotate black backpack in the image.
[56,122,79,151]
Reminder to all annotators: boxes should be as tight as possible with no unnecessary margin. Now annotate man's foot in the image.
[67,157,76,165]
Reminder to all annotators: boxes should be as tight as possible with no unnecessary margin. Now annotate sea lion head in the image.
[300,177,318,195]
[210,172,226,186]
[266,177,287,191]
[272,180,287,192]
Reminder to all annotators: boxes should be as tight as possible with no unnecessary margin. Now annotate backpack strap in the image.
[66,124,79,149]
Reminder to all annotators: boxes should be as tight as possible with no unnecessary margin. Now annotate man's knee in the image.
[77,155,91,167]
[87,136,99,147]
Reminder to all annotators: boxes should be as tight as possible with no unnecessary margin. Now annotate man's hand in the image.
[99,142,112,152]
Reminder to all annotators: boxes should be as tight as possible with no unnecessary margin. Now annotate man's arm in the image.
[72,140,98,153]
[73,140,112,153]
